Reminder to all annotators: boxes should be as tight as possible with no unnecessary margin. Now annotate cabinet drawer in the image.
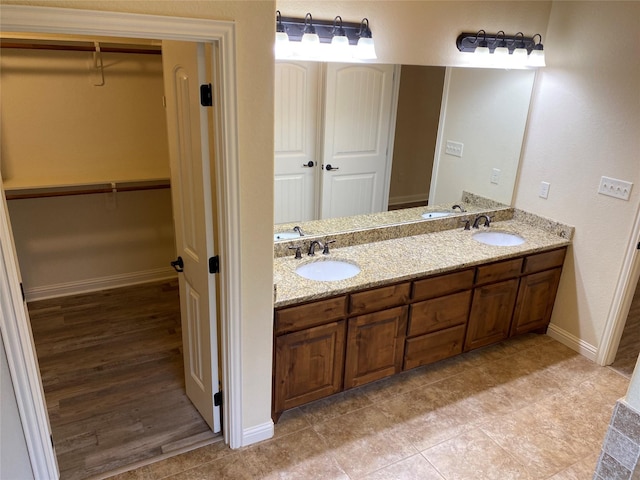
[349,283,410,316]
[408,290,471,337]
[412,269,474,301]
[523,248,566,274]
[275,296,347,335]
[404,324,466,370]
[475,258,523,285]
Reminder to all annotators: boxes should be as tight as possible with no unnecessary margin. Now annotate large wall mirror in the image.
[274,62,536,240]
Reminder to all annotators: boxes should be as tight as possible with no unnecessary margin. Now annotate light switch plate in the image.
[539,181,550,199]
[490,168,501,185]
[598,176,633,200]
[445,140,464,157]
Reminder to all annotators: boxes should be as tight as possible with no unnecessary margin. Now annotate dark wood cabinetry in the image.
[273,321,346,414]
[344,306,408,388]
[465,278,519,351]
[273,246,567,420]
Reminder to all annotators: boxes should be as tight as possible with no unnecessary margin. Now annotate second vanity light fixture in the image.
[456,30,545,68]
[276,11,377,61]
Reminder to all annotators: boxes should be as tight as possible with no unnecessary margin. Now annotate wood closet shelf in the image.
[3,178,171,200]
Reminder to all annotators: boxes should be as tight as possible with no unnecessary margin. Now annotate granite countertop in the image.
[273,219,571,308]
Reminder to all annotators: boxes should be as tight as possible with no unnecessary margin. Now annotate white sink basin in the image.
[295,259,361,282]
[274,231,301,241]
[473,231,525,246]
[421,211,452,219]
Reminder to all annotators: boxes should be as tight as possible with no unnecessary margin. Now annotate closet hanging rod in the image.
[0,41,161,55]
[4,179,171,200]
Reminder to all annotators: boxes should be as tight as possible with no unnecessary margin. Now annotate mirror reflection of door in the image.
[274,61,398,224]
[274,61,320,224]
[321,63,396,219]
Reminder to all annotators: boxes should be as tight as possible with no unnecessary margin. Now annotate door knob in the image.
[325,164,339,171]
[171,256,184,273]
[302,161,314,168]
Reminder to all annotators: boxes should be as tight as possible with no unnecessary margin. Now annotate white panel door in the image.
[321,63,396,219]
[162,41,220,432]
[274,61,320,224]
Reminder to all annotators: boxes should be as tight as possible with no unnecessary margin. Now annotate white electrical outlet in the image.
[445,140,464,158]
[539,181,550,199]
[490,168,501,185]
[598,176,633,200]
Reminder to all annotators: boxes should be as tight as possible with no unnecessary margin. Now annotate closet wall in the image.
[1,44,176,299]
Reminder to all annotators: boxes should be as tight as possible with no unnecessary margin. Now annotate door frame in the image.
[597,202,640,366]
[0,5,243,476]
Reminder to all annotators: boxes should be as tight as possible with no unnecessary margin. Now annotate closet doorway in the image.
[611,276,640,377]
[2,35,221,479]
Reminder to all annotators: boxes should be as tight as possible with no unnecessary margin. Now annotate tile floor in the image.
[108,334,630,480]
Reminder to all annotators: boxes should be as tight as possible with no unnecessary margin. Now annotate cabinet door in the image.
[344,306,408,388]
[511,268,562,336]
[273,321,346,415]
[465,279,519,352]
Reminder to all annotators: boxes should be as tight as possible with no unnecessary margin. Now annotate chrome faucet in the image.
[293,225,304,237]
[452,204,466,213]
[308,240,324,256]
[472,215,491,228]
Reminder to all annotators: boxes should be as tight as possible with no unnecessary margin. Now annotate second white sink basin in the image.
[473,231,525,246]
[296,259,361,282]
[274,231,301,241]
[422,211,452,219]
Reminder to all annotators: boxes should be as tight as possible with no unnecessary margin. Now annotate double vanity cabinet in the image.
[272,245,566,421]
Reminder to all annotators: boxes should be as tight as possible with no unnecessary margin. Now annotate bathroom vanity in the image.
[272,209,572,421]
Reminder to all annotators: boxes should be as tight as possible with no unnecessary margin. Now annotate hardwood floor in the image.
[27,280,216,480]
[611,279,640,377]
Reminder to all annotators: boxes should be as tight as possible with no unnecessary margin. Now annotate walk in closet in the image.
[1,36,214,479]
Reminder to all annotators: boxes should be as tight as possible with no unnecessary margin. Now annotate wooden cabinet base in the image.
[273,321,346,417]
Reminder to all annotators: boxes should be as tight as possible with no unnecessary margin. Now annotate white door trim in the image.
[0,8,244,478]
[597,203,640,366]
[0,182,57,480]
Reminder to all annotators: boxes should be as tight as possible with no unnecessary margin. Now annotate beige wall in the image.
[1,48,169,186]
[2,47,176,296]
[8,190,175,294]
[389,65,444,206]
[432,67,535,205]
[514,1,640,351]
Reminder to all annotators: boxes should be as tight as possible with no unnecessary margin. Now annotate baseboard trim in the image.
[242,421,274,447]
[388,193,428,207]
[547,323,597,362]
[25,267,178,301]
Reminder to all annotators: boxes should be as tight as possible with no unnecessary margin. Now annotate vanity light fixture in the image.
[355,18,377,60]
[330,16,351,59]
[274,11,377,61]
[456,30,546,68]
[275,11,291,58]
[300,13,320,57]
[529,34,546,67]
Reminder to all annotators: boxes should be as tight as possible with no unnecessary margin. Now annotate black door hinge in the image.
[209,256,220,274]
[20,283,25,302]
[200,83,213,107]
[214,391,222,407]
